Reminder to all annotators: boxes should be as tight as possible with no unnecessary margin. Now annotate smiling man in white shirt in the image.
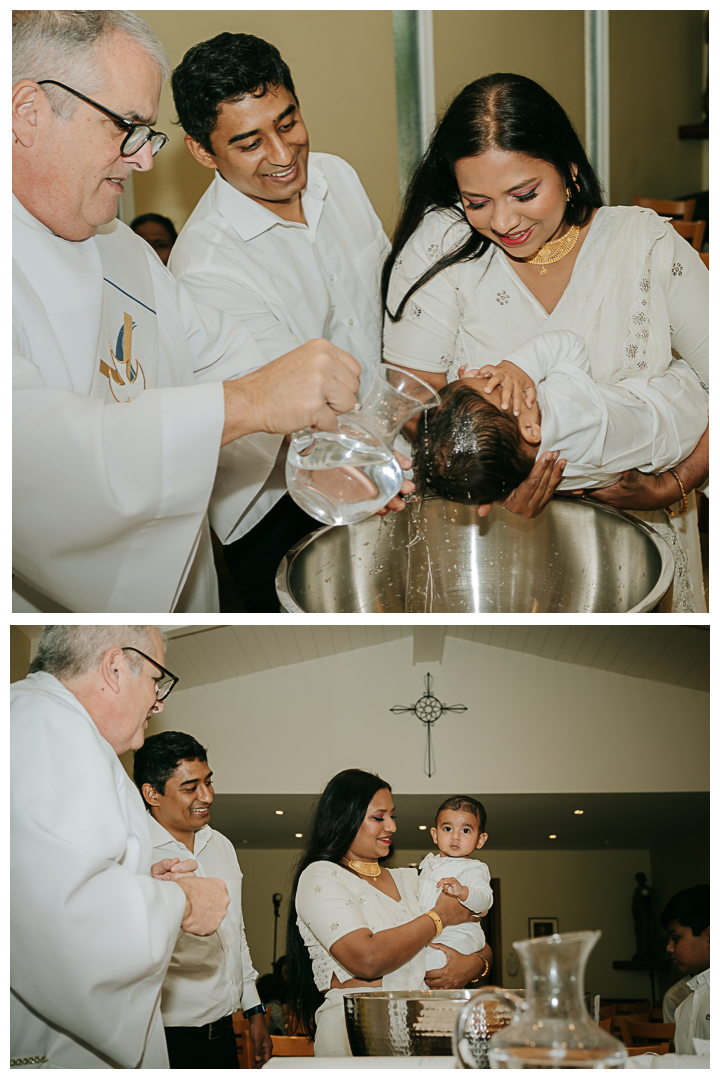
[134,730,271,1068]
[660,885,710,1055]
[169,33,390,610]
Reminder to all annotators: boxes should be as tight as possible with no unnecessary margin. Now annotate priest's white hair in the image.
[12,10,170,118]
[30,625,165,680]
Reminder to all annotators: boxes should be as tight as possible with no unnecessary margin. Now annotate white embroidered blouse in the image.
[295,862,427,993]
[384,205,708,391]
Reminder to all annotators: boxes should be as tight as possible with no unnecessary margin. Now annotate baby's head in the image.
[414,381,538,505]
[431,795,488,858]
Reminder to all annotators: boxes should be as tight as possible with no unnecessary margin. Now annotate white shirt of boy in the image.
[418,853,493,971]
[469,329,708,492]
[673,968,709,1054]
[169,153,389,544]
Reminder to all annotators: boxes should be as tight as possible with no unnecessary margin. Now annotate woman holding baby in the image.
[383,74,708,612]
[286,769,492,1056]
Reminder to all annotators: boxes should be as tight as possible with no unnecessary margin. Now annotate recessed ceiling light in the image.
[549,834,557,839]
[418,825,427,831]
[574,810,584,815]
[295,832,303,838]
[275,810,284,815]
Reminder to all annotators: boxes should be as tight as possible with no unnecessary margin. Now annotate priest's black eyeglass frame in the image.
[122,647,179,701]
[37,79,169,156]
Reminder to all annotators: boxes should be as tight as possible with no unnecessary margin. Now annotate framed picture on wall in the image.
[528,917,558,938]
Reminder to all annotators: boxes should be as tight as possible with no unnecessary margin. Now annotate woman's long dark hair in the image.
[285,768,392,1040]
[382,72,605,321]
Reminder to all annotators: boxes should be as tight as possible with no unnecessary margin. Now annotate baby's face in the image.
[431,808,487,857]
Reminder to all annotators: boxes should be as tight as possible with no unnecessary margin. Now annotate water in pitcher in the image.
[287,428,403,526]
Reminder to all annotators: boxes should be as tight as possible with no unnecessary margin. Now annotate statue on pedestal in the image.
[631,872,656,961]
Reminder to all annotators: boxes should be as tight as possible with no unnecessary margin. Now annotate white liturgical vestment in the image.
[12,195,272,613]
[10,672,187,1068]
[170,154,389,543]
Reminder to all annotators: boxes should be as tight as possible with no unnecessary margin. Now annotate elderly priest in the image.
[12,10,360,613]
[11,625,230,1068]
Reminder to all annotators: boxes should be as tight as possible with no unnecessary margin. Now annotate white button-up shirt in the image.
[170,153,390,543]
[147,815,261,1027]
[673,968,710,1054]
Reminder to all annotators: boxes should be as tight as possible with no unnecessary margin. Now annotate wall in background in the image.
[433,10,586,144]
[238,845,653,999]
[158,635,709,796]
[133,10,399,234]
[609,10,705,205]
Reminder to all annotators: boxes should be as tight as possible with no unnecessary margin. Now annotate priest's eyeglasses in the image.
[122,647,179,700]
[37,79,169,157]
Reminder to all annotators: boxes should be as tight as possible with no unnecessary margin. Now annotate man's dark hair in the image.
[131,212,178,243]
[660,885,710,936]
[414,382,534,505]
[435,795,487,833]
[171,32,296,154]
[133,730,208,810]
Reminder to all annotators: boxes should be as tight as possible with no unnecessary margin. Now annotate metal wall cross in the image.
[390,673,468,777]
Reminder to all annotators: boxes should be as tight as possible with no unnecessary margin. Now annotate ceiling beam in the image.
[413,626,447,665]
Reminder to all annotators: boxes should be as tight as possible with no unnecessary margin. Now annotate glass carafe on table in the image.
[453,931,627,1069]
[286,363,440,526]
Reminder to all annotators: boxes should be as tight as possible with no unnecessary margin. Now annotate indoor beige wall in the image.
[238,845,652,998]
[433,10,586,143]
[133,10,399,233]
[609,10,705,205]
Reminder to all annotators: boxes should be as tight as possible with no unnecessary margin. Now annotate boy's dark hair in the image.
[382,72,604,320]
[660,885,710,936]
[131,212,178,243]
[133,730,208,810]
[414,383,534,505]
[436,795,487,833]
[171,32,296,154]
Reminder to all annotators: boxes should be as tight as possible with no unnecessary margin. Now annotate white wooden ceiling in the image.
[160,625,708,693]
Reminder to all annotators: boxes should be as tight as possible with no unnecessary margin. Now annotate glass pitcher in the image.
[286,363,440,526]
[453,931,628,1069]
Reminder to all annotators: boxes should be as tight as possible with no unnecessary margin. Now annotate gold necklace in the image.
[519,224,580,275]
[342,857,381,878]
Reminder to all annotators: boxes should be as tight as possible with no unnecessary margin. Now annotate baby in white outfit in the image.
[418,796,493,972]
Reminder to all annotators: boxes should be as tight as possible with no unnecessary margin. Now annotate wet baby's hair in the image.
[414,383,534,505]
[436,795,488,833]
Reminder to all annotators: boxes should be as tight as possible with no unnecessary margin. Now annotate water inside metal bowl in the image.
[277,496,672,613]
[344,989,498,1056]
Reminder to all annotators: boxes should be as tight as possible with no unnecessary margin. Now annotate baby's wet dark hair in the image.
[436,795,487,833]
[414,383,534,505]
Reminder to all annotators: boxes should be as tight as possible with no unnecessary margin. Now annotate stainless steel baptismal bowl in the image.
[276,496,673,613]
[344,989,500,1056]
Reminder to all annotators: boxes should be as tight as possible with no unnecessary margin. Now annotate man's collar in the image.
[687,968,710,991]
[212,157,328,241]
[146,811,212,855]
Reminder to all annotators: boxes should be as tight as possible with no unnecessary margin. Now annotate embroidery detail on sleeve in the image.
[671,262,684,276]
[427,243,440,257]
[619,247,656,379]
[410,304,422,319]
[331,870,339,878]
[496,291,510,305]
[330,922,338,931]
[440,354,453,369]
[358,896,366,905]
[345,900,354,906]
[315,885,323,893]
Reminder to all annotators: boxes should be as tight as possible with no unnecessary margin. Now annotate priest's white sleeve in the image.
[11,676,186,1068]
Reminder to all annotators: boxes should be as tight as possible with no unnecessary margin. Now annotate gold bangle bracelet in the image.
[468,954,491,986]
[423,910,443,937]
[665,468,689,517]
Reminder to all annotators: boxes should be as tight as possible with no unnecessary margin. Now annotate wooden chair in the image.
[618,1017,675,1048]
[232,1014,254,1069]
[598,1004,617,1020]
[671,219,706,251]
[627,1043,671,1057]
[633,196,696,220]
[649,1008,664,1022]
[700,251,709,269]
[270,1035,315,1057]
[599,1018,613,1032]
